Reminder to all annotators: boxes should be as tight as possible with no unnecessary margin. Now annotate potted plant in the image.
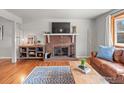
[78,57,87,69]
[81,58,87,66]
[78,57,91,74]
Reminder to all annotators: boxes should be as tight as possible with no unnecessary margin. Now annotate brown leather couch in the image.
[90,49,124,83]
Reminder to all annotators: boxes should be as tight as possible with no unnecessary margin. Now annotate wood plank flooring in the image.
[0,59,70,84]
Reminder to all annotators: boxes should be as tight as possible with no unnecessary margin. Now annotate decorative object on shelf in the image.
[29,51,35,55]
[0,25,4,40]
[72,26,76,33]
[22,48,27,52]
[45,32,51,34]
[21,38,25,45]
[37,40,41,45]
[27,35,37,45]
[37,53,42,57]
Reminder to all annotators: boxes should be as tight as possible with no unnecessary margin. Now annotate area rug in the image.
[23,66,75,84]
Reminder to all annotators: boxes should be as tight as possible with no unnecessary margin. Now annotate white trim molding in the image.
[0,57,11,59]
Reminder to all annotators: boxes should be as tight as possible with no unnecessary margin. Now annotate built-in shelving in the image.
[19,45,45,60]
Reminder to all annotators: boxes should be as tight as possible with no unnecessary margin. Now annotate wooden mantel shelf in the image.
[44,33,78,43]
[44,33,78,36]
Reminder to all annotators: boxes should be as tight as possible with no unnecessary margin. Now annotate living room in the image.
[1,9,124,85]
[1,0,124,93]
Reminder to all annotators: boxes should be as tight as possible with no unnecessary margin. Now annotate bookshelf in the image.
[19,45,44,60]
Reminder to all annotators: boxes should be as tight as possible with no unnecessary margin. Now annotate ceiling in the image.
[7,9,111,20]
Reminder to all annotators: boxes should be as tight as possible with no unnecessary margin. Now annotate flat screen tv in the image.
[52,22,70,33]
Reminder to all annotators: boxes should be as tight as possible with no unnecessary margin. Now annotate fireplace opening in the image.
[54,47,69,56]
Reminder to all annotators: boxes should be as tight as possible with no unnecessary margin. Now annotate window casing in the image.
[111,12,124,47]
[115,18,124,46]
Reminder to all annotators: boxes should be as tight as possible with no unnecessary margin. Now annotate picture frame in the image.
[0,25,3,40]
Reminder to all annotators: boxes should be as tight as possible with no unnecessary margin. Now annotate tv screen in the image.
[52,22,70,33]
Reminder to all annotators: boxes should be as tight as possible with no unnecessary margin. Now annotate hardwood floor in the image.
[0,59,70,84]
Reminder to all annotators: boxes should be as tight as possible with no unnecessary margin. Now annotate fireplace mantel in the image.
[44,33,78,36]
[44,33,78,43]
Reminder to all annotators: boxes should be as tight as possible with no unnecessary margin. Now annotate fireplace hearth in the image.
[54,47,69,56]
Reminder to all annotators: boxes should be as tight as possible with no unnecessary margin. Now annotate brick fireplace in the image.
[45,35,76,58]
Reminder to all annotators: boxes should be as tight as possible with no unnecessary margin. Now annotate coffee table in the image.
[70,61,108,84]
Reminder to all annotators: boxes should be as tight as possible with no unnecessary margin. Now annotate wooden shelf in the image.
[36,51,43,53]
[44,33,78,43]
[20,52,27,53]
[28,50,35,51]
[19,45,44,60]
[44,33,78,36]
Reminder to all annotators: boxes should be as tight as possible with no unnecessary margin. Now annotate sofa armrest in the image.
[91,51,97,57]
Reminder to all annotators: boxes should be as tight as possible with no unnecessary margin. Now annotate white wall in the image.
[95,13,107,48]
[87,19,97,54]
[23,19,94,57]
[0,17,14,58]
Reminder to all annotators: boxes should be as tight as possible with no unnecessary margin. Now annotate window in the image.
[111,12,124,47]
[115,19,124,45]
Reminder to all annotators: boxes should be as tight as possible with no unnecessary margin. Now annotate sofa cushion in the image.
[102,62,124,77]
[120,51,124,64]
[113,49,123,62]
[97,45,115,61]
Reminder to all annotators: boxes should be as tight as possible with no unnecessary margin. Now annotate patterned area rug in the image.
[23,66,75,84]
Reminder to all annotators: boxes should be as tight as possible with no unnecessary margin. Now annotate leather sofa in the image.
[90,49,124,83]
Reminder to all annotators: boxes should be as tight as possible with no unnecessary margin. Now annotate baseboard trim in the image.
[0,57,12,59]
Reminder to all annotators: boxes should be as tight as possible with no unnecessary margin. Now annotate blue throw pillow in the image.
[97,45,115,61]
